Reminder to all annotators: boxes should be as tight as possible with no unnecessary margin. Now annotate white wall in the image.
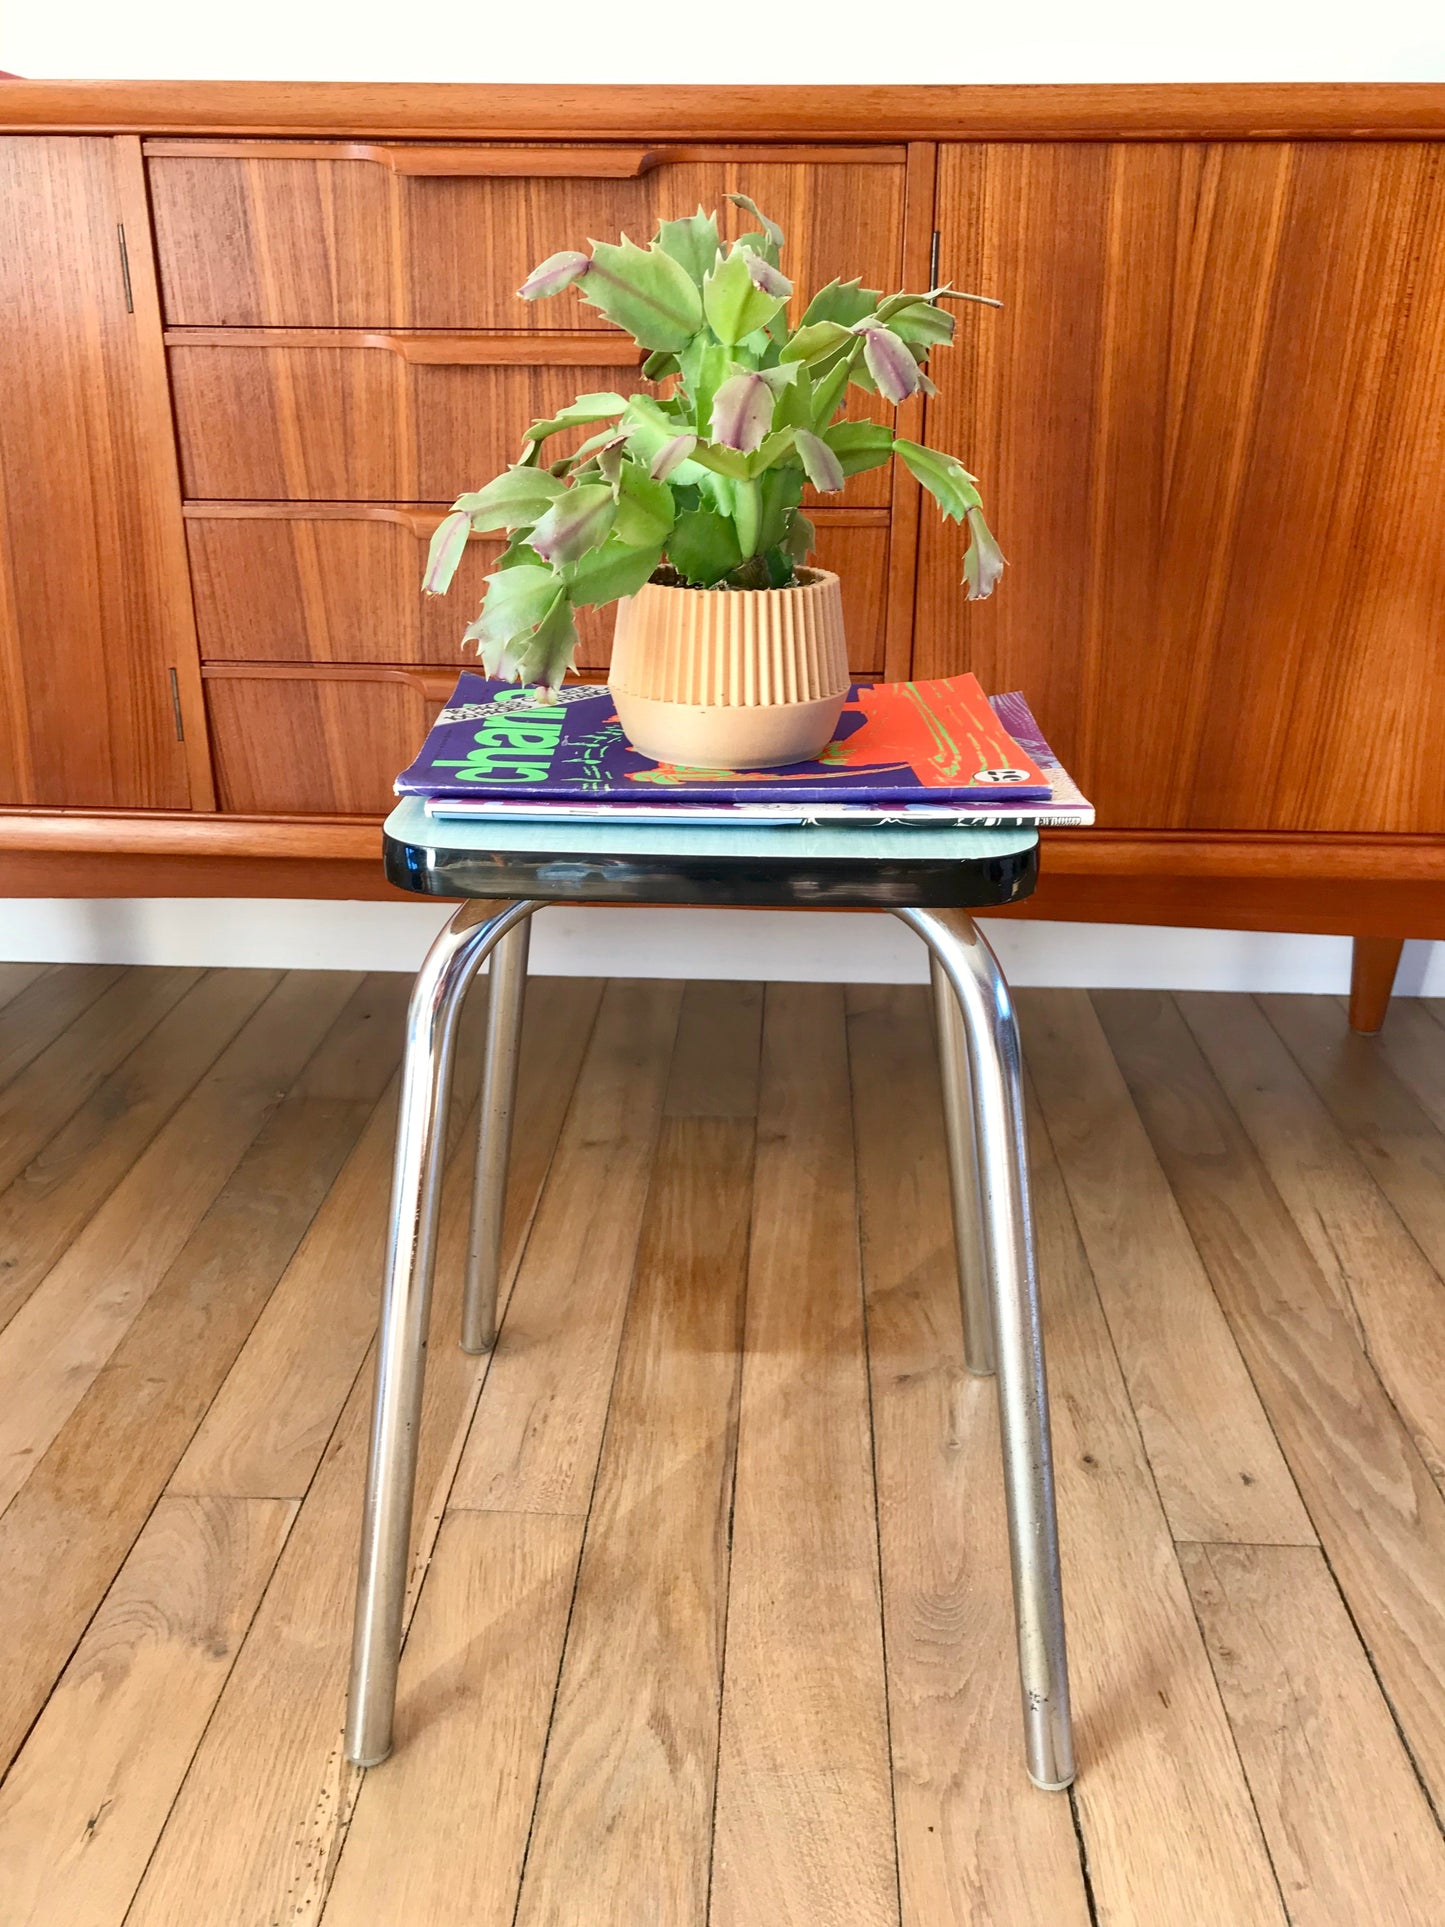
[5,900,1445,998]
[4,6,1441,987]
[7,0,1444,82]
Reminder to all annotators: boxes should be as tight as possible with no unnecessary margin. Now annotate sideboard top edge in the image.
[1,80,1443,141]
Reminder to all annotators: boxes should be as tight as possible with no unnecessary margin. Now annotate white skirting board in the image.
[2,898,1443,995]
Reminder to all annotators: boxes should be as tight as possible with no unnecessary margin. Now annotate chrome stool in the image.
[345,798,1075,1792]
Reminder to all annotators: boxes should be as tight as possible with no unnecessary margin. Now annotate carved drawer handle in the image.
[341,143,658,179]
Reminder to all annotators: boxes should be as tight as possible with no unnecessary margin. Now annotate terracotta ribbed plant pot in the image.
[608,567,850,768]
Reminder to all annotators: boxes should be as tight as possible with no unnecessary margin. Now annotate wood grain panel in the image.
[5,81,1445,142]
[204,667,443,814]
[167,340,893,506]
[918,141,1445,835]
[184,504,889,674]
[148,151,905,330]
[0,138,191,808]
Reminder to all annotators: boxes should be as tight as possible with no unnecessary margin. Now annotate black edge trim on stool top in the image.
[382,827,1039,912]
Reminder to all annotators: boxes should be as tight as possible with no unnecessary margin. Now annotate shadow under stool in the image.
[344,797,1075,1793]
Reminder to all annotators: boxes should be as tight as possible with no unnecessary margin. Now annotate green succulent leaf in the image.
[565,537,665,606]
[521,393,630,451]
[963,505,1006,599]
[653,207,722,285]
[880,300,956,349]
[703,246,788,348]
[807,343,861,426]
[641,348,681,381]
[894,438,984,520]
[526,482,618,565]
[801,277,881,328]
[580,236,704,351]
[783,509,816,564]
[451,467,566,530]
[794,428,845,492]
[778,320,853,367]
[612,461,676,547]
[822,420,896,476]
[678,334,734,435]
[687,440,752,481]
[710,369,774,452]
[464,564,566,674]
[667,507,744,586]
[745,426,797,477]
[421,510,472,597]
[726,193,785,254]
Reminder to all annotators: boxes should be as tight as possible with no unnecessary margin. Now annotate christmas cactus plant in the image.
[423,195,1004,690]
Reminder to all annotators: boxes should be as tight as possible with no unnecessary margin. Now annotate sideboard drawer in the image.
[148,144,906,331]
[185,506,889,675]
[168,337,893,507]
[205,665,451,814]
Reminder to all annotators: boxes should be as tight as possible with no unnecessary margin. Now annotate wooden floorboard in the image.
[0,967,280,1335]
[0,974,400,1776]
[710,984,899,1927]
[1180,1541,1445,1927]
[1019,988,1313,1545]
[1095,988,1445,1819]
[0,965,1441,1925]
[0,971,362,1520]
[1179,992,1445,1487]
[1262,992,1445,1289]
[847,985,1091,1927]
[0,962,125,1091]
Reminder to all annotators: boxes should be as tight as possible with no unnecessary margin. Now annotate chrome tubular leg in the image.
[461,911,534,1354]
[346,897,536,1769]
[899,906,1075,1791]
[930,951,995,1376]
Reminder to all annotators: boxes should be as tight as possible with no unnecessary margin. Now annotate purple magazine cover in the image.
[395,672,1057,806]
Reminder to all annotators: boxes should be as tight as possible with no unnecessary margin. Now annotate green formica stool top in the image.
[383,796,1041,911]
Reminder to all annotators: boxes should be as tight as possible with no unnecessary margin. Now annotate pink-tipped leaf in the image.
[517,250,592,301]
[422,510,472,596]
[710,371,773,453]
[854,321,921,404]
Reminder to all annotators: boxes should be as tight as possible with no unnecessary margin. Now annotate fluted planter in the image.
[608,568,850,769]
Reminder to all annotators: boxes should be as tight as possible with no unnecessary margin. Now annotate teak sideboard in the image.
[1,82,1442,1027]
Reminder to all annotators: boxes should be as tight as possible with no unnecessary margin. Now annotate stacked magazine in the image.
[395,671,1093,830]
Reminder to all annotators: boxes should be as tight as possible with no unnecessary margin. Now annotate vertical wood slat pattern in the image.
[918,141,1445,835]
[0,138,193,809]
[147,153,907,333]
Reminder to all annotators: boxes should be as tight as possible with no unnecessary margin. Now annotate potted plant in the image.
[423,197,1005,768]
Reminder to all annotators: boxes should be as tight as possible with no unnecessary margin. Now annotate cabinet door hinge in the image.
[116,223,134,313]
[168,667,185,742]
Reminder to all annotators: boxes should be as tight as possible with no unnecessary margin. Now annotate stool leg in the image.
[930,952,995,1376]
[899,906,1075,1791]
[346,898,535,1769]
[461,912,534,1354]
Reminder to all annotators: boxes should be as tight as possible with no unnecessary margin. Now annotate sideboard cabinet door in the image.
[0,137,192,809]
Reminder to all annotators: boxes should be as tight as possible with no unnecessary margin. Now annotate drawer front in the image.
[185,507,889,675]
[169,341,895,507]
[205,666,449,814]
[149,146,906,331]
